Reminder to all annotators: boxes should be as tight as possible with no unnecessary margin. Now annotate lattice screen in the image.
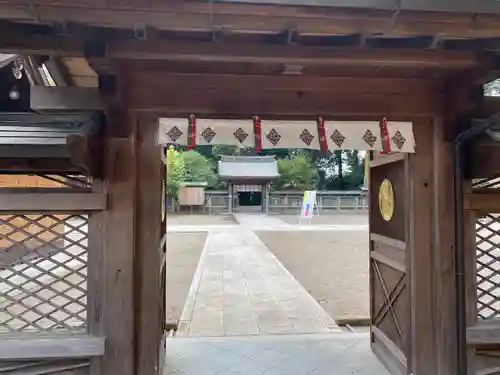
[476,213,500,320]
[0,214,88,333]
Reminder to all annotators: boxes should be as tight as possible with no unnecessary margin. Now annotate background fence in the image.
[167,190,368,214]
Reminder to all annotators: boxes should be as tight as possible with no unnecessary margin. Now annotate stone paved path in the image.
[176,216,340,337]
[164,332,389,375]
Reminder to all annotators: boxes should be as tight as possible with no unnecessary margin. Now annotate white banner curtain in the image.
[386,121,415,153]
[196,119,255,148]
[158,118,189,146]
[325,121,382,151]
[260,120,320,150]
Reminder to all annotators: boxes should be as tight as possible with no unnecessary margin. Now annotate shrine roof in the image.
[218,156,280,180]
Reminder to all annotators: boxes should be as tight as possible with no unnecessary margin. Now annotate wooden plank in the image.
[464,181,478,374]
[127,72,442,95]
[205,0,500,14]
[372,339,406,375]
[464,193,500,211]
[3,2,500,38]
[126,87,441,117]
[406,118,437,374]
[0,335,105,360]
[0,192,106,211]
[135,115,164,375]
[370,153,405,168]
[0,31,479,69]
[372,326,407,368]
[97,134,136,375]
[371,233,407,251]
[30,85,104,111]
[371,250,406,272]
[467,323,500,345]
[432,116,457,375]
[88,180,105,375]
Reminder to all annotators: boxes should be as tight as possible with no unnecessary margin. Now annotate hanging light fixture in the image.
[12,67,22,80]
[13,58,23,71]
[9,86,20,100]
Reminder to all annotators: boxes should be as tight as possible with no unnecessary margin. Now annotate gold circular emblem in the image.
[378,178,395,222]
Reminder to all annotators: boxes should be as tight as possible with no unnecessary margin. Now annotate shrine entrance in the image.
[2,1,500,375]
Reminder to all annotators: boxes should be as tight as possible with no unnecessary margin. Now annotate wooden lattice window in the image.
[0,214,88,333]
[476,213,500,320]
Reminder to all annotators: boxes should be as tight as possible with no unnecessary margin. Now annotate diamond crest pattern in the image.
[476,214,500,320]
[201,127,217,143]
[363,129,378,148]
[167,126,183,142]
[299,129,315,146]
[0,214,88,332]
[266,128,282,146]
[391,130,407,150]
[330,129,346,148]
[233,128,249,144]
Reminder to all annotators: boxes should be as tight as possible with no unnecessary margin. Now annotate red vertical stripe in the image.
[318,117,328,153]
[254,116,262,152]
[188,115,197,150]
[380,117,391,154]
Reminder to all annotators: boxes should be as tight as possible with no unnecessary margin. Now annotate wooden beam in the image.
[371,250,406,272]
[30,85,104,111]
[0,30,479,69]
[209,0,500,14]
[464,193,500,211]
[370,153,406,168]
[2,2,500,38]
[0,192,107,211]
[467,323,500,345]
[0,335,105,360]
[126,87,441,117]
[371,233,407,251]
[127,72,443,95]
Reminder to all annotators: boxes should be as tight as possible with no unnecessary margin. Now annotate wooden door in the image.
[369,153,409,375]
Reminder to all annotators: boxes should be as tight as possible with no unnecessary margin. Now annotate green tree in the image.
[166,146,185,200]
[344,150,364,188]
[273,155,318,190]
[182,150,218,187]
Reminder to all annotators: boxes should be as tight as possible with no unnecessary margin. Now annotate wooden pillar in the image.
[406,117,458,375]
[432,117,457,375]
[89,128,137,375]
[406,118,438,375]
[135,115,165,375]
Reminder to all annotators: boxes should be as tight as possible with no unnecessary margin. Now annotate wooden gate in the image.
[369,152,409,375]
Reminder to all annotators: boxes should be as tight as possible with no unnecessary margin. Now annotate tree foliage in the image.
[166,146,185,200]
[273,155,318,190]
[182,150,218,187]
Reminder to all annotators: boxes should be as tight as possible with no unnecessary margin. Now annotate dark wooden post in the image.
[135,115,165,375]
[406,118,438,374]
[89,129,137,375]
[432,116,458,375]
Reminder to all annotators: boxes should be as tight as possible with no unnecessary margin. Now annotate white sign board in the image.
[299,190,318,220]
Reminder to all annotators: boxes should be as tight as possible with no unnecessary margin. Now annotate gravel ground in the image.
[167,214,236,226]
[255,230,370,322]
[276,213,369,226]
[166,232,207,323]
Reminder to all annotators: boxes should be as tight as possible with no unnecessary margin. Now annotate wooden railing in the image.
[167,190,368,214]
